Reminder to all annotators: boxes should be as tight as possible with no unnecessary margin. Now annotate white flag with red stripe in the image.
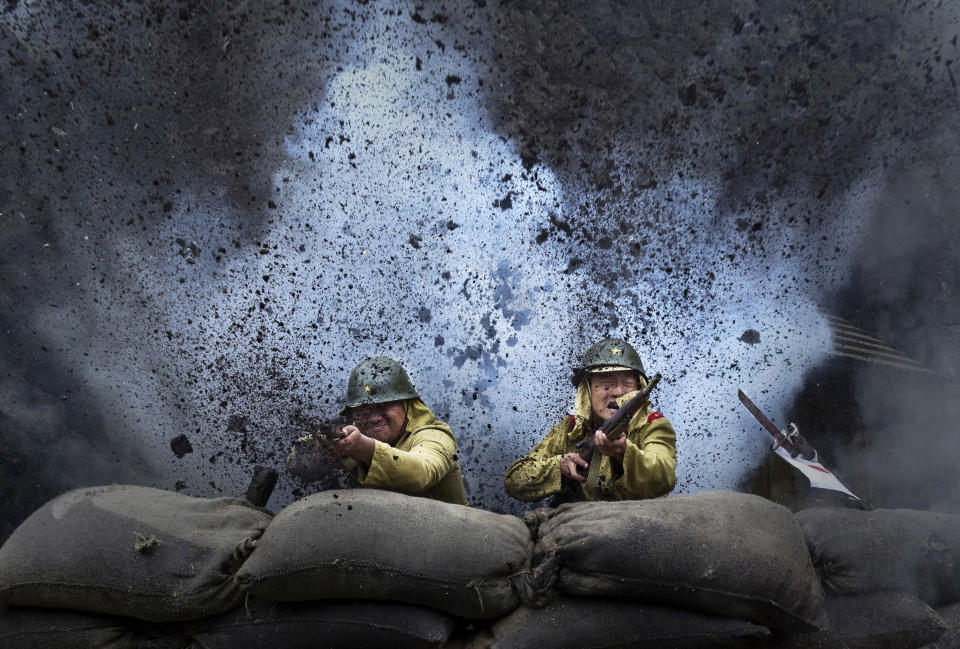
[773,446,860,499]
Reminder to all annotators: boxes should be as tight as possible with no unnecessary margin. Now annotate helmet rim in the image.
[571,338,647,386]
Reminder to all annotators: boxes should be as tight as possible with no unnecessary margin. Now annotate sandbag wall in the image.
[469,491,828,649]
[0,486,466,648]
[778,507,960,649]
[1,487,960,648]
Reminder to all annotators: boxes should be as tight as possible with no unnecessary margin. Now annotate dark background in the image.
[2,0,958,539]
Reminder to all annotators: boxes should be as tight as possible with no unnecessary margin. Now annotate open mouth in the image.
[364,421,388,434]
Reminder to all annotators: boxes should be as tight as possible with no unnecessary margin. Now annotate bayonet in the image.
[738,389,867,508]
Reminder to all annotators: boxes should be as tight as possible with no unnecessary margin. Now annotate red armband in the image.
[646,412,664,423]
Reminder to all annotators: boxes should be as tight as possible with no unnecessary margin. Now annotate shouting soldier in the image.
[504,338,676,502]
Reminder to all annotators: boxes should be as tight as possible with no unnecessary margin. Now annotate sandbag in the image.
[0,485,271,621]
[939,602,960,627]
[235,489,532,619]
[0,605,148,649]
[529,491,826,631]
[465,595,771,649]
[0,606,190,649]
[797,507,960,606]
[769,593,947,649]
[185,598,452,649]
[922,602,960,649]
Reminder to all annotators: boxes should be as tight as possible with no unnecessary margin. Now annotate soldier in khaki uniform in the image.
[290,356,468,505]
[504,338,676,502]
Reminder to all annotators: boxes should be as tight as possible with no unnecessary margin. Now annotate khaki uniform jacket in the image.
[504,379,677,502]
[349,398,468,506]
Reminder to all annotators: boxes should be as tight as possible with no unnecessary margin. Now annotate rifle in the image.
[575,373,662,478]
[313,415,348,443]
[286,415,354,482]
[314,415,358,472]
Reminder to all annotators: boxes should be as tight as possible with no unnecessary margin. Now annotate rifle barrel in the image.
[737,390,797,454]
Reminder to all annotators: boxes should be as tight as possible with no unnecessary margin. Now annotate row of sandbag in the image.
[464,593,960,649]
[0,599,455,649]
[0,485,460,648]
[769,506,960,649]
[462,504,960,649]
[3,593,959,649]
[237,489,828,631]
[2,485,960,647]
[481,501,960,649]
[0,486,824,628]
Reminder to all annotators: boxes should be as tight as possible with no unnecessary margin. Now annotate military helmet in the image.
[340,356,419,414]
[571,337,647,386]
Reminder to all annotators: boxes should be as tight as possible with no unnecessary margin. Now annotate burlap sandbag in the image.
[0,485,271,621]
[465,595,771,649]
[529,491,826,631]
[185,598,453,649]
[797,508,960,606]
[0,605,144,649]
[235,489,532,619]
[769,593,947,649]
[924,602,960,649]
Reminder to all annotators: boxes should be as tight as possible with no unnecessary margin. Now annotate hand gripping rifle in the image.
[575,373,662,481]
[314,415,348,443]
[286,415,355,483]
[315,415,358,471]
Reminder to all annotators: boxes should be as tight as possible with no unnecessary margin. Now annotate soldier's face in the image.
[351,400,407,445]
[589,370,639,421]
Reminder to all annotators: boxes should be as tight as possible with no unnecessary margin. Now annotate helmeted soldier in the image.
[504,338,676,502]
[290,356,467,505]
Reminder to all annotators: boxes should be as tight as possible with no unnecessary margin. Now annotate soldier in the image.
[504,338,676,502]
[289,356,468,505]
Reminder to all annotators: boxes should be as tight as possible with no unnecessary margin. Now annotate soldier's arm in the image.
[504,420,569,501]
[609,414,677,500]
[354,428,457,495]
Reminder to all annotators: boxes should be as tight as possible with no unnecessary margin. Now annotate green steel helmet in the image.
[340,356,419,414]
[571,337,647,386]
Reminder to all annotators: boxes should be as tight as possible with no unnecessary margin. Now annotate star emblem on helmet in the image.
[611,347,622,354]
[365,385,371,392]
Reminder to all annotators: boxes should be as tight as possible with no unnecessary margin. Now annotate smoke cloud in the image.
[2,0,958,535]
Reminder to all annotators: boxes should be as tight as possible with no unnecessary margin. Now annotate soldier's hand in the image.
[559,453,588,482]
[329,425,376,465]
[594,431,626,462]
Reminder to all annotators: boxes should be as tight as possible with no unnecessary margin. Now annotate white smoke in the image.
[12,0,892,512]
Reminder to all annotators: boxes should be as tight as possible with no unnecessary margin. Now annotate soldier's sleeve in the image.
[609,413,677,500]
[353,428,457,496]
[503,419,569,501]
